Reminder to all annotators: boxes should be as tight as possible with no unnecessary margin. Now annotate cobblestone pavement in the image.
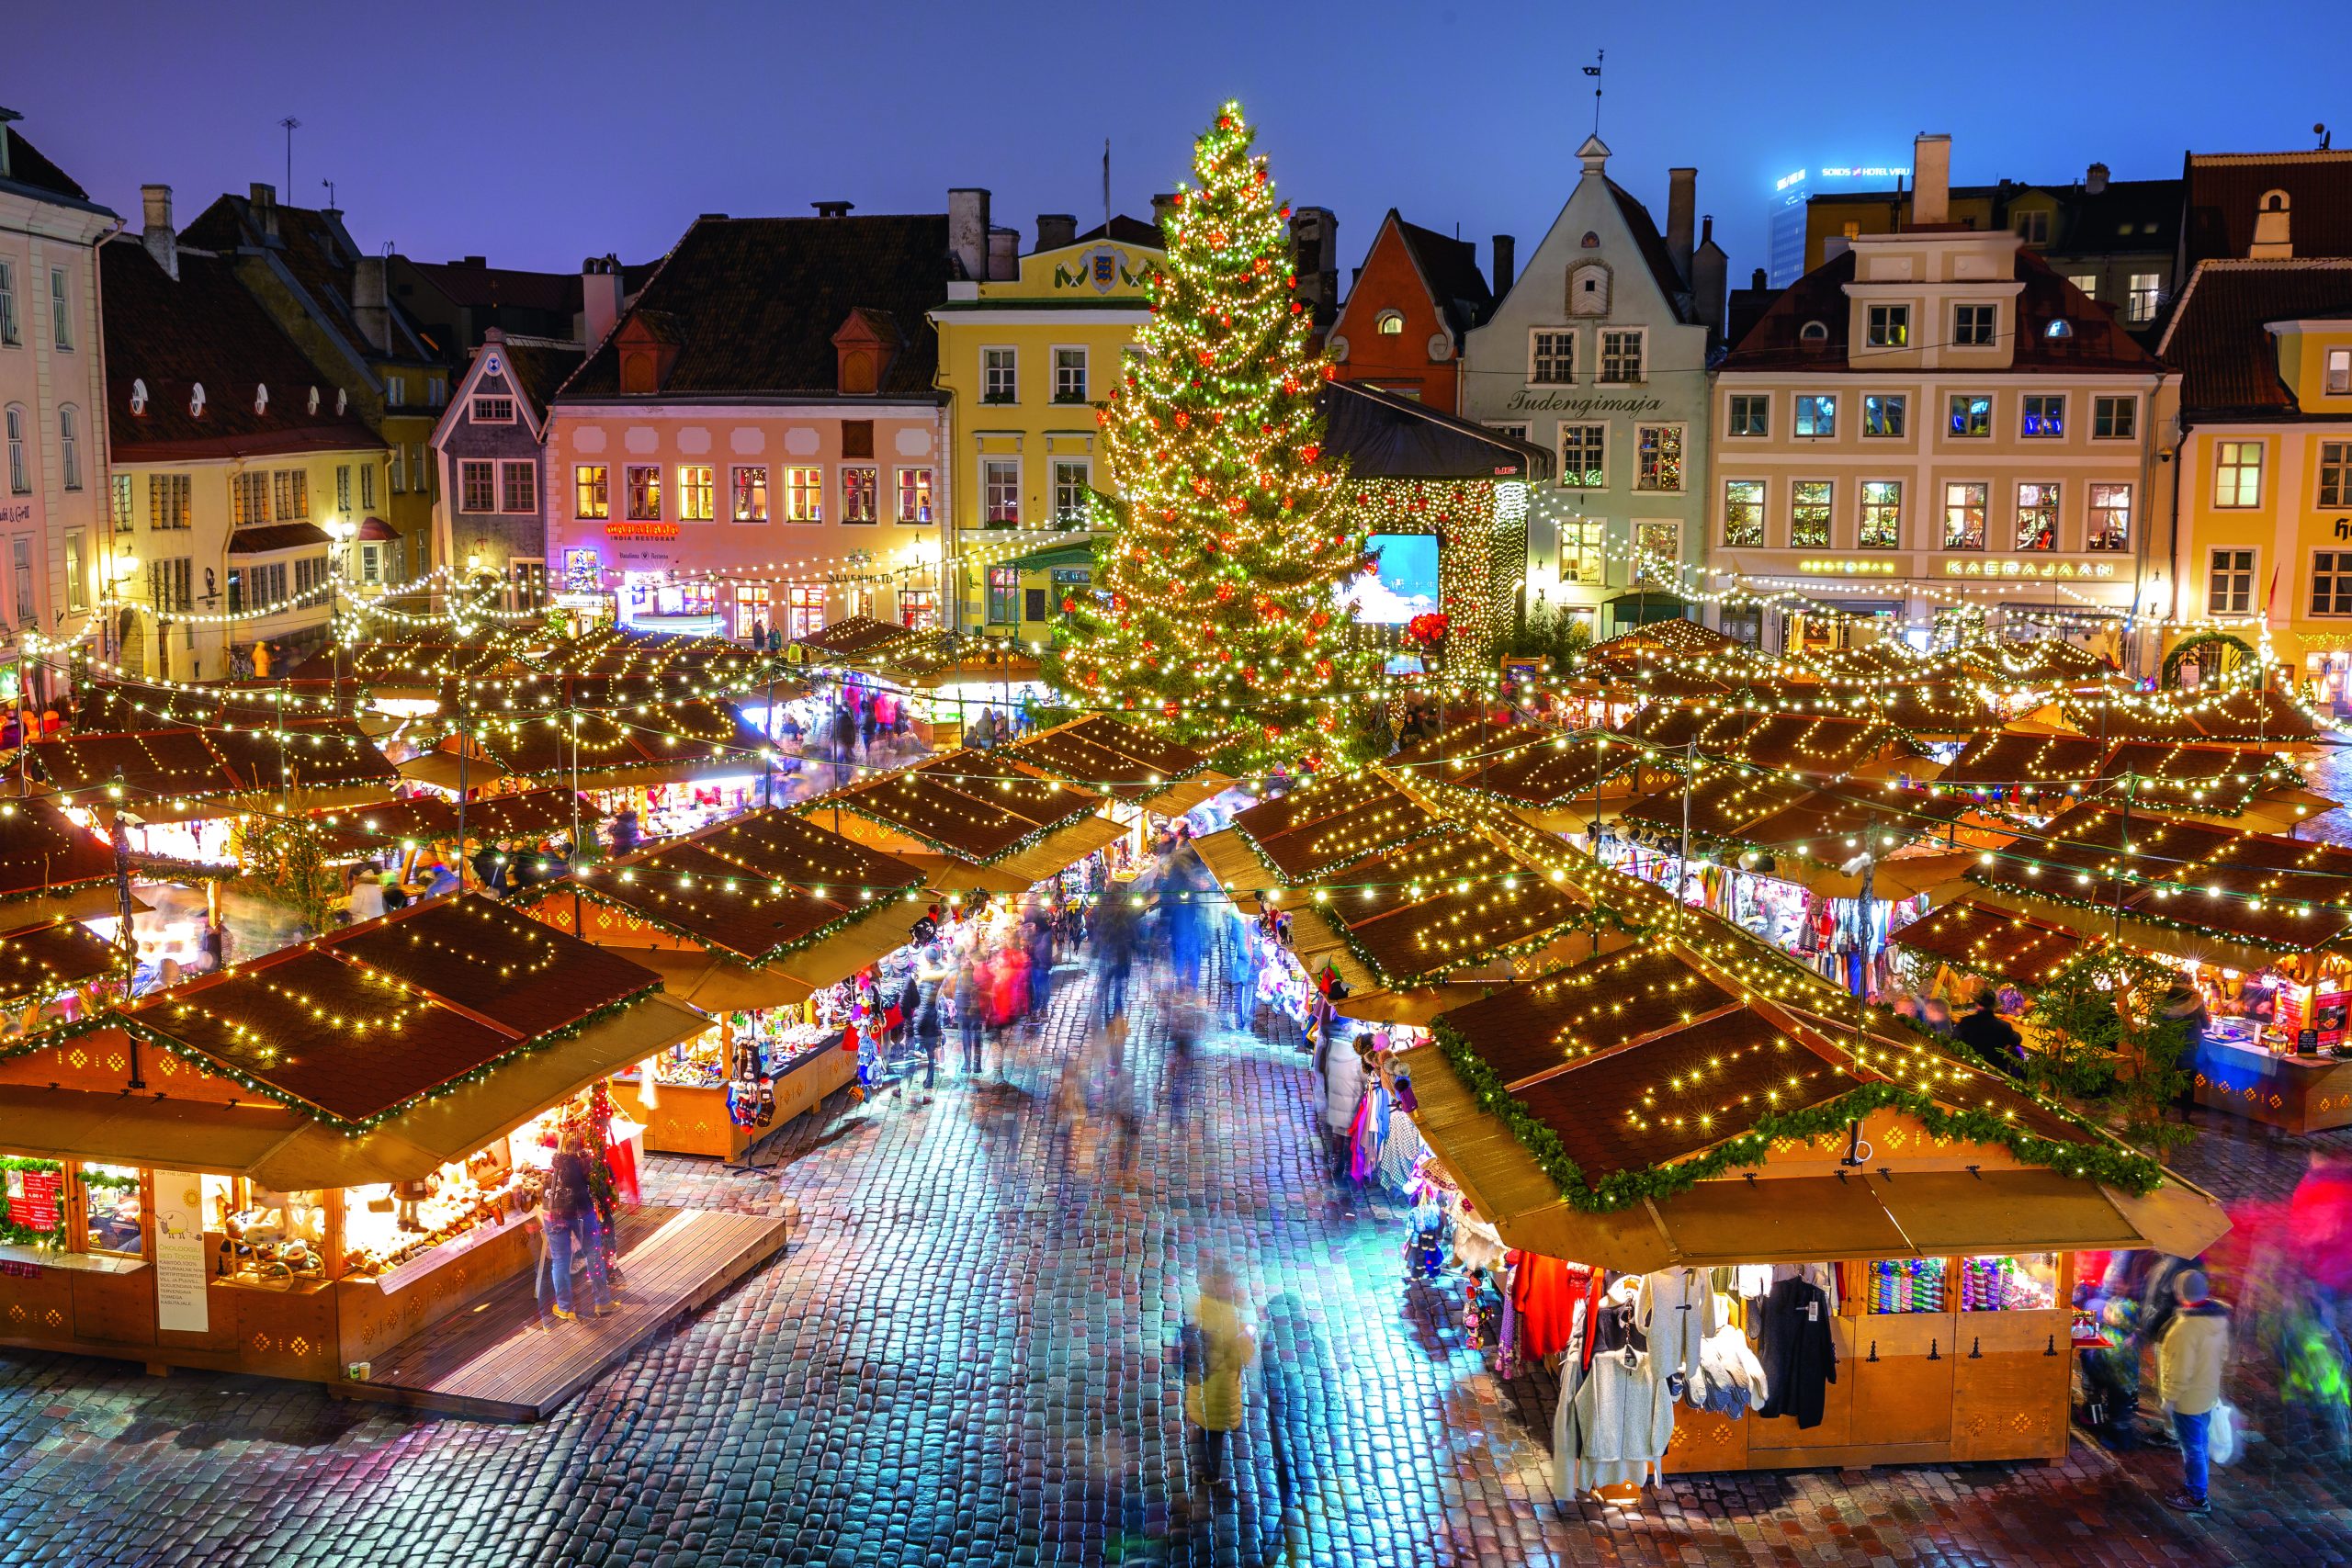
[1,942,2348,1566]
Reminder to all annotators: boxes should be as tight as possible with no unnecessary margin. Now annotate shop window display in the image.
[0,1156,68,1249]
[81,1163,143,1256]
[343,1146,528,1282]
[218,1184,329,1286]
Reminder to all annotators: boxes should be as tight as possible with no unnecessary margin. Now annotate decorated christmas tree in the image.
[1045,101,1377,769]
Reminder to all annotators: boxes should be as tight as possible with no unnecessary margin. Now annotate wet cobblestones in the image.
[0,946,2346,1565]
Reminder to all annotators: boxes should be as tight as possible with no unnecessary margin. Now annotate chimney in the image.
[948,187,990,282]
[1752,267,1768,289]
[581,255,623,345]
[811,200,854,219]
[987,225,1019,281]
[1691,217,1727,346]
[2086,162,2110,197]
[1490,234,1516,299]
[140,184,178,282]
[1150,192,1179,232]
[249,182,280,243]
[1288,206,1340,318]
[352,254,391,354]
[1666,167,1697,287]
[460,254,487,267]
[1911,133,1951,227]
[2252,190,2293,257]
[1036,213,1078,252]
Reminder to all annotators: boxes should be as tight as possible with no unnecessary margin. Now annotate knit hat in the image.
[2176,1269,2211,1303]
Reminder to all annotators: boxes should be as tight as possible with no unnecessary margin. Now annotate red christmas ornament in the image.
[1061,595,1076,614]
[1300,445,1320,464]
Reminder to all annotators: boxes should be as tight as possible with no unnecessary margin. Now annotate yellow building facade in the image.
[2160,258,2352,703]
[929,214,1162,639]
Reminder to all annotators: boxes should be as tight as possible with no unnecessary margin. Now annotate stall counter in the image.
[2188,1031,2352,1134]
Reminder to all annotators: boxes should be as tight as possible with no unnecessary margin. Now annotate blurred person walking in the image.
[2157,1268,2232,1514]
[1183,1259,1258,1497]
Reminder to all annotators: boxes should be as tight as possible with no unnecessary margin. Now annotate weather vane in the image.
[1584,51,1603,136]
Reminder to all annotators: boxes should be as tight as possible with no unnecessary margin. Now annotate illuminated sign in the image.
[1940,558,2119,579]
[1798,558,1899,575]
[603,522,680,539]
[1774,169,1806,191]
[1818,165,1911,180]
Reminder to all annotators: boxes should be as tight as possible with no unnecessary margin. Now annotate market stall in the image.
[808,750,1125,897]
[0,895,722,1390]
[1396,938,2229,1483]
[1000,714,1236,827]
[522,810,932,1156]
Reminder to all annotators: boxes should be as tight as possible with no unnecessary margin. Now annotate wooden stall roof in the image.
[1462,730,1641,811]
[462,697,769,783]
[2053,689,2321,748]
[790,615,922,660]
[1940,729,2109,791]
[28,721,401,810]
[553,809,928,964]
[0,917,122,1005]
[303,795,464,856]
[75,681,354,730]
[813,751,1105,867]
[1617,770,1814,840]
[1573,656,1733,701]
[1969,803,2352,957]
[1001,715,1228,807]
[0,796,118,898]
[1398,938,2230,1270]
[1615,703,1762,755]
[1587,618,1740,660]
[1893,899,2086,986]
[458,787,609,841]
[1227,772,1436,884]
[1949,637,2119,686]
[103,895,661,1128]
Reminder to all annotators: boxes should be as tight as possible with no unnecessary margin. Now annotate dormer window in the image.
[1799,320,1829,343]
[1865,304,1909,347]
[334,388,347,415]
[308,386,321,415]
[129,378,147,416]
[254,384,269,415]
[189,382,206,416]
[2044,319,2074,339]
[1374,310,1404,335]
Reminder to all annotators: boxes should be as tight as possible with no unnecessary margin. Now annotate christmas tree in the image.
[1045,100,1377,769]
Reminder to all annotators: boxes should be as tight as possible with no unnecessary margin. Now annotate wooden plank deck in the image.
[335,1203,786,1420]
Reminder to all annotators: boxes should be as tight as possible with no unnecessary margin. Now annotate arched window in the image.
[3,405,26,494]
[58,404,81,491]
[1374,310,1405,335]
[2045,318,2074,339]
[1800,320,1829,343]
[129,378,148,416]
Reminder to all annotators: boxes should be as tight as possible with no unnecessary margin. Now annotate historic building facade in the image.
[1710,136,2176,658]
[545,207,954,638]
[430,329,583,609]
[928,204,1159,638]
[0,107,114,701]
[1460,137,1724,639]
[1324,211,1498,412]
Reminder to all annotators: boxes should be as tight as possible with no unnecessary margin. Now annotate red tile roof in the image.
[1722,245,2159,374]
[1391,213,1494,336]
[1,125,96,207]
[406,259,580,315]
[100,242,384,462]
[180,192,438,368]
[2155,258,2352,416]
[2182,151,2352,266]
[560,214,951,401]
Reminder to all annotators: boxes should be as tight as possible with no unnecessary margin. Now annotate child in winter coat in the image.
[2157,1269,2231,1514]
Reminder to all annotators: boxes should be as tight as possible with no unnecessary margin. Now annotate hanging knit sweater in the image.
[1561,1345,1676,1492]
[1687,1296,1770,1416]
[1636,1266,1721,1386]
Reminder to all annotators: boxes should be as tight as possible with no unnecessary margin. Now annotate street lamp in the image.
[323,517,356,713]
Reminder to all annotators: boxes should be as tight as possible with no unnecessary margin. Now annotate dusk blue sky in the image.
[19,0,2352,288]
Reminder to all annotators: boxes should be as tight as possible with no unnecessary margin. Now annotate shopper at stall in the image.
[544,1130,615,1322]
[1956,988,2026,1078]
[2157,1269,2231,1514]
[906,942,949,1102]
[954,947,988,1077]
[1316,1026,1366,1184]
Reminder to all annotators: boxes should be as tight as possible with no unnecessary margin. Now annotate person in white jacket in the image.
[1316,1028,1365,1182]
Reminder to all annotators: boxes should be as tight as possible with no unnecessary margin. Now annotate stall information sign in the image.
[9,1168,61,1235]
[152,1170,209,1333]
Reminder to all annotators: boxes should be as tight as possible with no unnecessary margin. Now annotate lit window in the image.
[1634,425,1682,491]
[2087,483,2131,551]
[2214,441,2263,508]
[1865,304,1908,347]
[1859,480,1902,547]
[1557,424,1605,488]
[575,465,609,520]
[986,565,1018,624]
[2022,394,2065,438]
[1375,311,1404,335]
[1791,479,1832,546]
[1051,459,1092,522]
[897,468,933,524]
[1942,482,1986,550]
[841,465,878,524]
[732,466,769,523]
[783,467,823,523]
[2127,274,2161,324]
[981,458,1020,525]
[1862,395,1905,438]
[678,465,715,522]
[1722,480,1764,547]
[625,464,662,521]
[1948,395,1992,438]
[2014,482,2059,550]
[2327,348,2352,397]
[1793,394,1837,438]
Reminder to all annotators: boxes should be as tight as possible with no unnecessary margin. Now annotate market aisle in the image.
[0,939,2346,1565]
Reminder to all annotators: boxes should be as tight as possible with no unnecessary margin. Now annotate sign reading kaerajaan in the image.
[1942,558,2119,579]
